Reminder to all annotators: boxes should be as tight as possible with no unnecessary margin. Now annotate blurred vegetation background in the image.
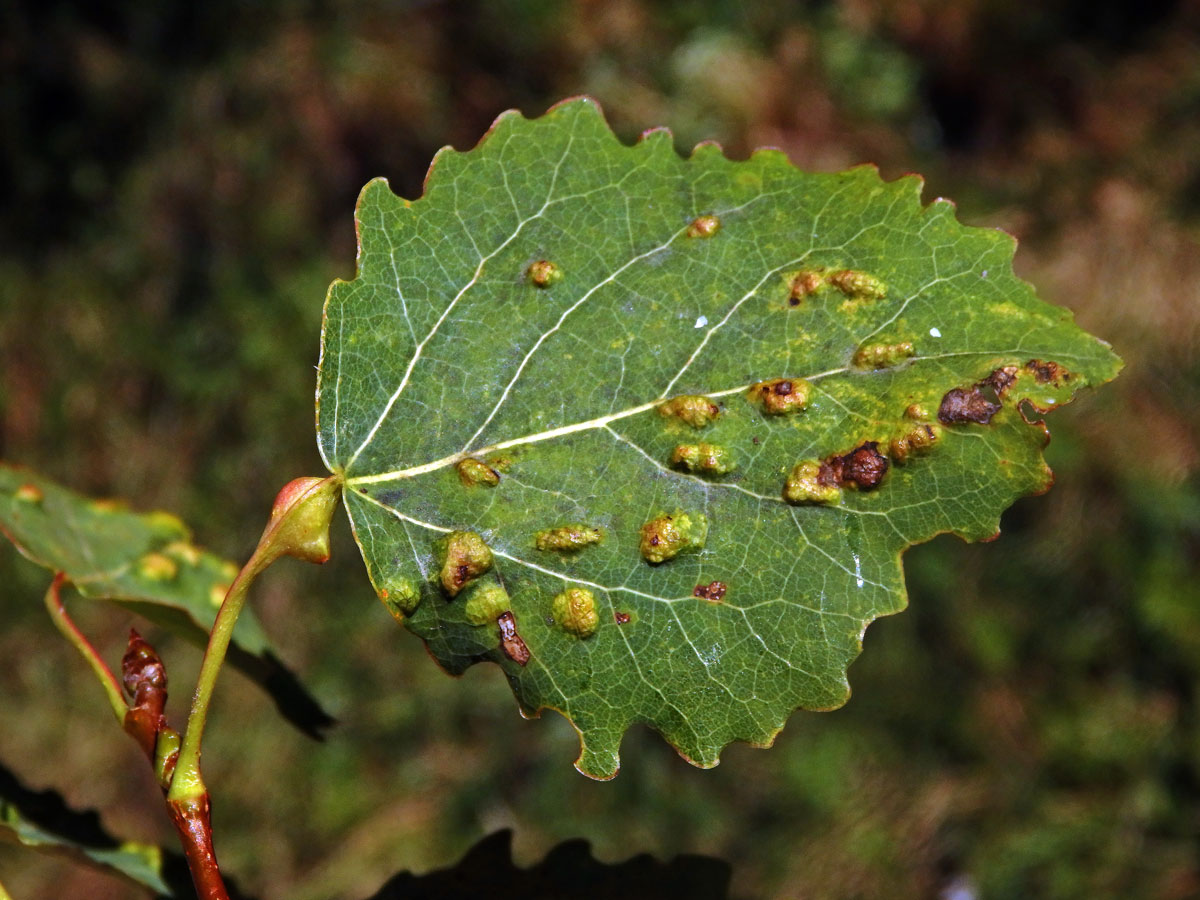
[2,1,1198,897]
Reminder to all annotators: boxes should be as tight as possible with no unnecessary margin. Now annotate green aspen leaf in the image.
[0,761,174,895]
[0,463,333,738]
[319,97,1121,778]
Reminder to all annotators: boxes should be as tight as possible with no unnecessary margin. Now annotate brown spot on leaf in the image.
[434,531,494,597]
[986,365,1019,396]
[497,611,530,666]
[693,581,728,603]
[614,611,631,624]
[821,442,889,490]
[527,259,563,288]
[789,268,825,304]
[687,214,720,238]
[639,510,708,563]
[938,387,1001,425]
[784,460,841,504]
[1026,359,1072,385]
[748,377,811,415]
[456,457,500,487]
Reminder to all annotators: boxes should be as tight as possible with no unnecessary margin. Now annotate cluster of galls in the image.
[784,421,944,506]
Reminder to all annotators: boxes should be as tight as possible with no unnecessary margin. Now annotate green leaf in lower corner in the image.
[318,97,1121,778]
[0,760,171,895]
[0,463,333,738]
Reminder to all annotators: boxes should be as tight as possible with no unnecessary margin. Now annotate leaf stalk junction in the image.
[46,475,340,900]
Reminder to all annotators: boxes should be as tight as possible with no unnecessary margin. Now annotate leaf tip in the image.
[636,124,675,147]
[570,727,621,782]
[747,145,790,167]
[545,93,605,118]
[690,138,726,159]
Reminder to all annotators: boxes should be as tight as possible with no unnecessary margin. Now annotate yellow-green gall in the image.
[463,583,510,626]
[378,576,421,621]
[828,269,887,300]
[888,424,942,464]
[163,540,201,566]
[137,552,178,581]
[853,341,915,369]
[783,461,841,505]
[748,378,811,415]
[788,268,826,304]
[670,443,736,475]
[904,403,931,421]
[657,394,720,428]
[209,582,230,608]
[487,455,514,472]
[14,483,43,504]
[527,259,563,288]
[434,531,493,597]
[535,524,603,552]
[639,510,708,564]
[456,457,500,487]
[687,214,721,238]
[552,587,599,638]
[145,510,186,533]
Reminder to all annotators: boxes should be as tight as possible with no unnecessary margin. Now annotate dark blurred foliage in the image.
[363,829,730,900]
[1,1,1198,898]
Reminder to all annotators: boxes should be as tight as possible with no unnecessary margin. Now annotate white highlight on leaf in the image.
[929,326,942,337]
[694,315,708,328]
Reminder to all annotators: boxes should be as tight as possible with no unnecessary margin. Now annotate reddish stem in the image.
[43,573,127,722]
[47,584,229,899]
[168,793,228,900]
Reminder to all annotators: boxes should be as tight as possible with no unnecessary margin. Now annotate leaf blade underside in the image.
[320,97,1121,778]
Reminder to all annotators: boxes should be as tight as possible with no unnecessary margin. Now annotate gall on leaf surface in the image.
[318,97,1121,779]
